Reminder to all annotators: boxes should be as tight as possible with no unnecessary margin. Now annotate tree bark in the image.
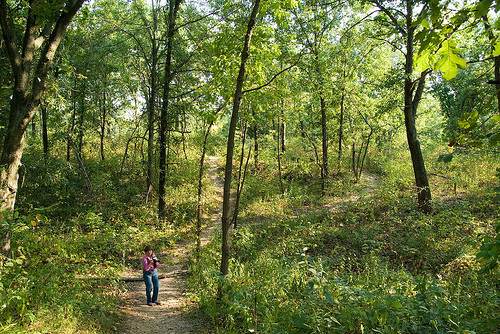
[232,144,252,230]
[99,89,106,161]
[67,78,77,161]
[77,86,85,158]
[233,122,247,229]
[220,0,261,278]
[337,84,345,174]
[313,51,328,193]
[159,0,182,220]
[404,0,431,213]
[196,121,214,256]
[320,95,328,193]
[351,141,356,177]
[145,0,159,202]
[0,0,85,254]
[41,105,49,157]
[280,106,286,153]
[276,115,284,195]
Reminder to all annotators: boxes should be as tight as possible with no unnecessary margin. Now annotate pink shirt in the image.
[142,255,158,272]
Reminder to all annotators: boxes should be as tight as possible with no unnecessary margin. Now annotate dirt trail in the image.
[118,156,222,334]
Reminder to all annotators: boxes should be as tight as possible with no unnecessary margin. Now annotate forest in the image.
[0,0,498,333]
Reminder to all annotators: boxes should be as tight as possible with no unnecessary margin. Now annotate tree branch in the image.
[412,69,430,117]
[28,0,86,116]
[373,0,406,36]
[0,0,21,80]
[175,9,220,32]
[242,55,302,94]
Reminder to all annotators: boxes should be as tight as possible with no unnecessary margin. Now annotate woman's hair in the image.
[144,245,152,253]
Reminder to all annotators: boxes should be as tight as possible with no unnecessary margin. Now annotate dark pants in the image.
[143,270,159,304]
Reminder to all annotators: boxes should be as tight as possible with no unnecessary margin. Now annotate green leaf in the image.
[434,40,467,80]
[457,119,470,129]
[475,0,493,18]
[415,51,432,73]
[494,40,500,57]
[421,18,430,29]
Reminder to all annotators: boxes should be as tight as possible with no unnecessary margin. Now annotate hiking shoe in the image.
[147,303,153,306]
[154,301,162,305]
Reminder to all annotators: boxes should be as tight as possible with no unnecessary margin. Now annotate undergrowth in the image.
[189,147,499,333]
[0,143,210,333]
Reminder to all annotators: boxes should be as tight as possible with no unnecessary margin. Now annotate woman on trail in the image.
[142,245,161,306]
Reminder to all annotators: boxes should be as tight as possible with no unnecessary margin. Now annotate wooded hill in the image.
[0,0,498,333]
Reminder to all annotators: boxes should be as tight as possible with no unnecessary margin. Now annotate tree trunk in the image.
[280,107,286,153]
[67,79,77,161]
[277,115,284,195]
[232,144,252,230]
[0,0,84,255]
[159,0,182,220]
[233,122,247,229]
[313,51,328,193]
[404,0,431,213]
[320,95,328,193]
[146,0,159,203]
[357,130,372,181]
[196,121,213,255]
[351,141,356,177]
[0,102,26,212]
[337,87,345,174]
[41,105,49,157]
[77,87,85,158]
[99,89,106,161]
[220,0,261,278]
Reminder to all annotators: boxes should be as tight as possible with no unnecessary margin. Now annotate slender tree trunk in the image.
[314,51,328,193]
[146,0,158,203]
[77,86,85,158]
[159,0,182,220]
[67,79,77,161]
[337,86,345,174]
[220,0,261,278]
[99,89,106,161]
[182,113,188,160]
[232,144,252,230]
[351,141,356,177]
[358,130,372,181]
[280,107,286,153]
[355,139,364,182]
[41,105,49,157]
[320,95,327,192]
[276,115,284,195]
[232,122,247,228]
[196,121,214,255]
[404,0,431,213]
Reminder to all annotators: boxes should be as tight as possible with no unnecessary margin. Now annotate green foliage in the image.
[477,221,500,273]
[189,148,499,333]
[0,138,207,332]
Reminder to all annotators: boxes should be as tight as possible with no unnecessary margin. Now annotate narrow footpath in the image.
[118,156,222,334]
